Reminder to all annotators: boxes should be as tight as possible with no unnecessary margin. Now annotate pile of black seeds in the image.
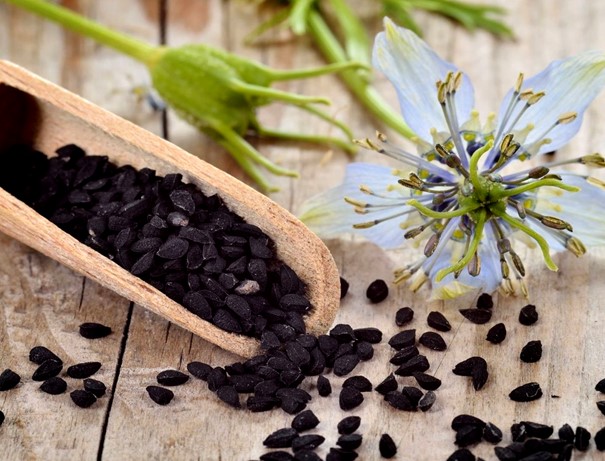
[0,144,313,341]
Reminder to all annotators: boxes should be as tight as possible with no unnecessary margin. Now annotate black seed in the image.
[327,447,359,461]
[379,433,397,458]
[595,427,605,451]
[343,376,372,392]
[388,329,416,350]
[390,345,419,365]
[39,377,67,395]
[353,327,382,344]
[476,293,494,309]
[292,434,325,452]
[427,311,451,332]
[310,375,330,398]
[291,409,320,432]
[455,424,483,447]
[340,277,349,299]
[187,361,212,381]
[459,308,492,324]
[418,331,447,351]
[451,415,486,431]
[259,451,294,461]
[494,446,517,461]
[0,410,4,427]
[395,355,430,376]
[213,309,242,333]
[418,390,436,412]
[483,422,503,444]
[297,335,317,350]
[170,189,195,214]
[146,385,174,405]
[334,354,361,377]
[32,359,63,381]
[79,322,112,339]
[29,346,62,365]
[329,324,356,343]
[83,378,106,397]
[339,387,364,411]
[366,279,388,303]
[67,362,102,379]
[318,335,340,357]
[413,372,442,391]
[453,357,486,377]
[294,450,321,461]
[157,370,189,386]
[395,307,414,326]
[131,237,163,253]
[338,416,361,435]
[182,291,212,320]
[509,382,543,402]
[355,341,374,361]
[156,237,189,259]
[337,434,362,450]
[0,369,20,391]
[286,342,311,367]
[446,448,475,461]
[596,378,605,393]
[260,331,281,350]
[471,366,489,391]
[519,304,538,326]
[520,421,553,439]
[401,386,423,406]
[375,374,398,395]
[384,391,415,411]
[68,389,96,410]
[264,427,299,448]
[486,323,507,344]
[510,423,527,442]
[216,385,241,408]
[247,395,278,412]
[207,368,228,392]
[520,340,542,363]
[558,423,575,443]
[167,211,189,227]
[575,426,591,451]
[130,251,155,275]
[597,401,605,415]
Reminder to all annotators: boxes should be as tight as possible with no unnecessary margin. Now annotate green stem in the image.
[289,0,315,35]
[267,61,368,81]
[256,126,355,154]
[497,178,580,198]
[407,199,479,219]
[326,0,371,66]
[307,10,415,140]
[468,140,493,199]
[6,0,160,66]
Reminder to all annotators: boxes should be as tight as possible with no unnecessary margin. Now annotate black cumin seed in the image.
[182,292,212,320]
[79,322,112,339]
[375,374,398,395]
[0,410,4,427]
[213,309,242,333]
[451,416,486,431]
[29,346,62,365]
[40,376,67,395]
[366,279,389,303]
[337,416,361,435]
[509,382,543,402]
[32,359,63,381]
[384,391,415,411]
[294,450,321,461]
[247,396,278,412]
[339,387,364,411]
[388,329,416,350]
[476,293,494,310]
[597,401,605,415]
[329,324,356,343]
[169,189,195,214]
[427,311,451,332]
[291,409,320,432]
[259,451,294,461]
[482,422,502,444]
[510,423,527,442]
[494,446,516,461]
[519,304,539,326]
[263,427,299,448]
[130,251,155,275]
[83,378,106,397]
[395,355,430,376]
[355,341,374,361]
[486,323,506,344]
[0,369,21,391]
[216,385,241,408]
[339,277,349,299]
[459,308,492,324]
[402,386,423,406]
[146,385,174,405]
[520,340,542,363]
[446,448,475,461]
[520,421,553,439]
[390,345,419,366]
[413,372,441,391]
[353,327,382,344]
[596,378,605,393]
[343,375,372,392]
[395,307,414,326]
[558,423,575,442]
[575,426,591,451]
[187,361,212,381]
[156,237,189,259]
[595,427,605,451]
[70,389,97,408]
[292,434,325,452]
[418,331,447,351]
[418,390,436,412]
[452,357,487,377]
[66,362,102,379]
[379,433,397,458]
[317,375,332,397]
[157,369,189,386]
[333,354,361,377]
[455,424,483,447]
[337,434,362,450]
[327,447,359,461]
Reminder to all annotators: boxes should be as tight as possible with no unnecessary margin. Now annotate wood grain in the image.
[2,0,605,460]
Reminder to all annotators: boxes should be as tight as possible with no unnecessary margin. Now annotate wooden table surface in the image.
[2,1,605,460]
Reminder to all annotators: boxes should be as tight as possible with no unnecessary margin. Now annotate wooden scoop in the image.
[0,60,340,358]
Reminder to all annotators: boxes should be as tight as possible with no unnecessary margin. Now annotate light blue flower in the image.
[300,18,605,299]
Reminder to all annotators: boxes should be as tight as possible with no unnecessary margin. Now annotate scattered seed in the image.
[520,340,543,363]
[575,426,591,451]
[292,434,325,452]
[353,327,382,344]
[83,378,106,397]
[595,427,605,451]
[32,359,63,381]
[40,377,67,395]
[291,409,320,432]
[294,450,321,461]
[418,391,436,412]
[384,391,415,411]
[596,378,605,393]
[388,329,416,350]
[79,322,112,339]
[509,382,543,402]
[333,354,361,377]
[558,423,575,443]
[395,307,414,326]
[476,293,494,310]
[366,279,388,303]
[216,385,241,408]
[29,346,62,365]
[597,401,605,416]
[395,355,430,377]
[455,424,483,447]
[330,324,356,342]
[0,410,4,427]
[494,446,517,461]
[337,434,362,450]
[339,387,364,411]
[452,357,488,391]
[427,311,451,332]
[146,385,174,405]
[375,374,398,395]
[70,389,97,408]
[157,370,190,386]
[418,331,447,351]
[451,415,486,431]
[521,421,553,439]
[379,433,397,458]
[447,448,475,461]
[519,304,539,326]
[343,376,372,393]
[0,369,20,391]
[486,323,507,344]
[459,308,492,324]
[355,341,374,361]
[187,361,212,381]
[67,362,102,379]
[340,277,349,299]
[338,416,361,435]
[317,375,332,397]
[263,428,299,448]
[259,452,294,461]
[413,372,442,391]
[483,422,502,444]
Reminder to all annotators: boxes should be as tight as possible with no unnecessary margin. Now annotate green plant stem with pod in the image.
[6,0,366,192]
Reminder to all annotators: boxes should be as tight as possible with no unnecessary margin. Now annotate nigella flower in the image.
[300,18,605,299]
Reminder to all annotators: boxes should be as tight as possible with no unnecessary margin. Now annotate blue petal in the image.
[497,51,605,155]
[373,18,474,143]
[298,163,414,249]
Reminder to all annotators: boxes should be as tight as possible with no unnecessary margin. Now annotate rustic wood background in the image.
[2,1,605,460]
